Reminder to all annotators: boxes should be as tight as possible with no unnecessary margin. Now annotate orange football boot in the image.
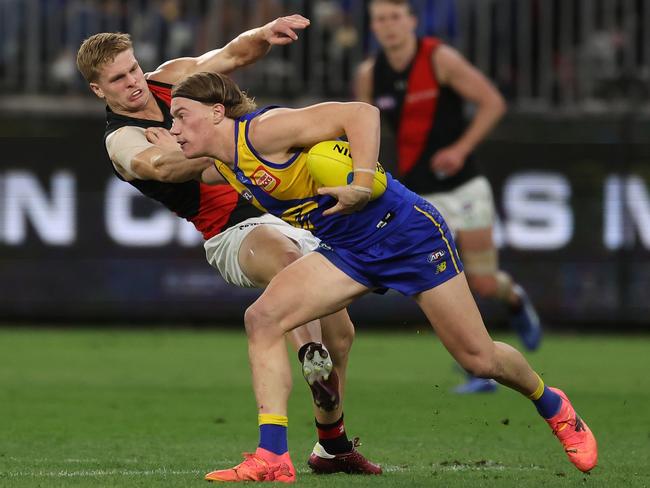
[205,448,295,483]
[546,387,598,472]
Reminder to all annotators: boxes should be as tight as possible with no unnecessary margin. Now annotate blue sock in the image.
[532,386,562,419]
[259,423,288,455]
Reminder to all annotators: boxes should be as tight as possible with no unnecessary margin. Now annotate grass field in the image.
[0,328,649,487]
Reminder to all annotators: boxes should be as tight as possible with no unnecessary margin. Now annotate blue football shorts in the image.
[316,198,464,296]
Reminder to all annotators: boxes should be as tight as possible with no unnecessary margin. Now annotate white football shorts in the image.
[420,175,496,232]
[204,213,320,288]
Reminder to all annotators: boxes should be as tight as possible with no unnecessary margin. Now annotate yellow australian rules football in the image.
[306,140,388,201]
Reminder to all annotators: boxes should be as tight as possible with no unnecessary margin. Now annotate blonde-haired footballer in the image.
[165,71,598,482]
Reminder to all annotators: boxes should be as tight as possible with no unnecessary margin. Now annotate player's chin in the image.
[127,96,148,111]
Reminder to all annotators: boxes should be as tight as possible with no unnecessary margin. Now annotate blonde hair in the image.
[76,32,133,82]
[172,72,257,118]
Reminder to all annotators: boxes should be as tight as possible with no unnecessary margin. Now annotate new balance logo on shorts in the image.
[376,211,395,229]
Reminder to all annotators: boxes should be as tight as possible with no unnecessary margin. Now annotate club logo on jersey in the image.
[435,261,447,274]
[251,166,281,193]
[405,89,438,104]
[241,189,254,201]
[427,250,446,263]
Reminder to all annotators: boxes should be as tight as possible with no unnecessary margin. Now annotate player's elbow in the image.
[359,102,380,117]
[351,102,380,127]
[492,92,507,119]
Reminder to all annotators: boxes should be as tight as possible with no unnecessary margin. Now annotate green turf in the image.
[0,328,648,487]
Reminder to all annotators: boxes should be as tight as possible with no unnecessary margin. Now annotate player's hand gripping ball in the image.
[306,141,387,200]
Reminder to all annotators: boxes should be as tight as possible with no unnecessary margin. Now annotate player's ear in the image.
[89,82,104,99]
[212,103,225,125]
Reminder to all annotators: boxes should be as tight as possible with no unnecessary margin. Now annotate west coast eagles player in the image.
[165,71,598,482]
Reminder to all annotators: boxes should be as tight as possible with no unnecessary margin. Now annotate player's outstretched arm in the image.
[147,14,310,85]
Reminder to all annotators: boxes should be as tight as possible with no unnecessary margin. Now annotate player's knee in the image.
[327,321,355,362]
[249,247,304,288]
[244,300,280,341]
[274,247,303,273]
[458,349,498,378]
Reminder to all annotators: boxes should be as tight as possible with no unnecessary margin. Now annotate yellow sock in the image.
[258,413,288,427]
[528,374,545,400]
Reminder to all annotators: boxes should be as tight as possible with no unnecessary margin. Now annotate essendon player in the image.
[356,0,542,393]
[76,19,380,476]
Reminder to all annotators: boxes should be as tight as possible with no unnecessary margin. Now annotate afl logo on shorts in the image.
[427,250,446,263]
[252,166,281,193]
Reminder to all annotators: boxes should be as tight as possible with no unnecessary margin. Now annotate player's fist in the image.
[261,14,310,45]
[318,185,371,216]
[145,127,180,154]
[430,144,467,178]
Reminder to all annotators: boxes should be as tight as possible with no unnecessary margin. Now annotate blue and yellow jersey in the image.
[214,107,419,249]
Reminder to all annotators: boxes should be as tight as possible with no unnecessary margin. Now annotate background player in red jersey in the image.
[355,0,542,393]
[75,20,380,476]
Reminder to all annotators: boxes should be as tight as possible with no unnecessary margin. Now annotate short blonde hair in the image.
[172,72,257,119]
[76,32,133,82]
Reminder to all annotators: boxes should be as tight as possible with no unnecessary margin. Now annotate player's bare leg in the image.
[300,315,345,415]
[457,227,542,352]
[238,224,343,411]
[308,309,382,474]
[318,310,353,405]
[451,227,541,394]
[415,271,537,392]
[244,253,364,413]
[238,224,309,289]
[207,253,378,481]
[205,235,379,481]
[414,272,597,472]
